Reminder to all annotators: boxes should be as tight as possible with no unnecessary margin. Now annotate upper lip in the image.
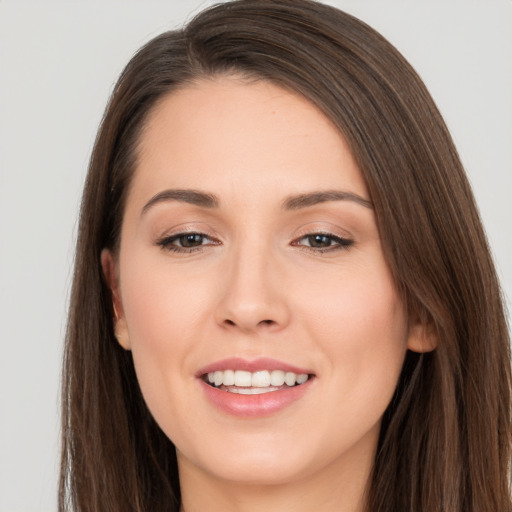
[195,357,314,377]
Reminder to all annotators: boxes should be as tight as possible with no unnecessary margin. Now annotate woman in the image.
[60,0,511,510]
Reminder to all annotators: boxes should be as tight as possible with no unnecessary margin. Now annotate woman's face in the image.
[103,77,426,488]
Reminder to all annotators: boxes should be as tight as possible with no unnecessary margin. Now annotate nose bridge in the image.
[215,233,289,332]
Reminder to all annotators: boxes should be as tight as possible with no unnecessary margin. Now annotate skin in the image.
[102,76,433,512]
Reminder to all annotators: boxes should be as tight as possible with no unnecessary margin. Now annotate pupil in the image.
[309,234,330,247]
[180,234,202,247]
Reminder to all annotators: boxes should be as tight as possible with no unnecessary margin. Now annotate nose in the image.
[214,241,291,334]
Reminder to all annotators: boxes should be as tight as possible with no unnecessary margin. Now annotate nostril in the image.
[223,318,275,328]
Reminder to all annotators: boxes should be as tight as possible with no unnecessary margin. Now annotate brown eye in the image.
[292,232,354,252]
[307,234,334,248]
[177,233,206,247]
[157,232,219,253]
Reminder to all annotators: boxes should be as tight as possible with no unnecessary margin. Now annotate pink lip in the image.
[199,378,314,417]
[196,357,315,417]
[195,357,313,376]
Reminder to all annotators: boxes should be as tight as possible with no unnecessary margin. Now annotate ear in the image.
[406,316,437,353]
[101,249,131,351]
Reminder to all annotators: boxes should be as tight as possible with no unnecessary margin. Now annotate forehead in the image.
[129,76,367,207]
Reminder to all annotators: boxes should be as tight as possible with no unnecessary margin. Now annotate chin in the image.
[182,446,317,486]
[174,419,380,489]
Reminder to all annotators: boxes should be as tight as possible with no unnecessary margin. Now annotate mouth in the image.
[197,358,315,416]
[202,369,313,395]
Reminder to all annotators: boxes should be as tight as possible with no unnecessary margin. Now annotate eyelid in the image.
[292,222,354,241]
[154,222,220,241]
[290,223,355,253]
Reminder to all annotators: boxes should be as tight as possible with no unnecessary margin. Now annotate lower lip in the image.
[199,378,314,417]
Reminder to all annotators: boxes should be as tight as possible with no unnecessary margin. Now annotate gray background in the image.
[1,1,511,510]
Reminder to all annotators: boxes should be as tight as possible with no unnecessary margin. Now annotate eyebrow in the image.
[282,190,373,210]
[141,187,373,216]
[141,189,219,215]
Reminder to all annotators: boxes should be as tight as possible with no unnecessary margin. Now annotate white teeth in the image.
[214,371,223,387]
[234,370,252,387]
[270,370,285,386]
[223,369,235,386]
[205,369,310,388]
[296,373,308,385]
[228,386,280,395]
[285,372,296,386]
[252,370,271,387]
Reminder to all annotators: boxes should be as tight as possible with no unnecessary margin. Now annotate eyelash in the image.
[291,232,354,253]
[156,232,220,253]
[156,231,354,254]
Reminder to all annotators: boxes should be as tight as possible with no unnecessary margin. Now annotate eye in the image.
[292,233,353,252]
[157,232,219,253]
[174,233,208,248]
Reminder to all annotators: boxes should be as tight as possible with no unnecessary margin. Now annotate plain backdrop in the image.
[0,1,511,511]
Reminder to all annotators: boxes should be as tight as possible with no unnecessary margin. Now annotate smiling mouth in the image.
[202,369,313,395]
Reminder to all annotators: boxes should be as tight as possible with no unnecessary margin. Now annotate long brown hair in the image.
[60,1,511,510]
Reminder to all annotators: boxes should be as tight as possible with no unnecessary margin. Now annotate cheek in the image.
[297,261,408,398]
[121,251,215,342]
[118,256,208,410]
